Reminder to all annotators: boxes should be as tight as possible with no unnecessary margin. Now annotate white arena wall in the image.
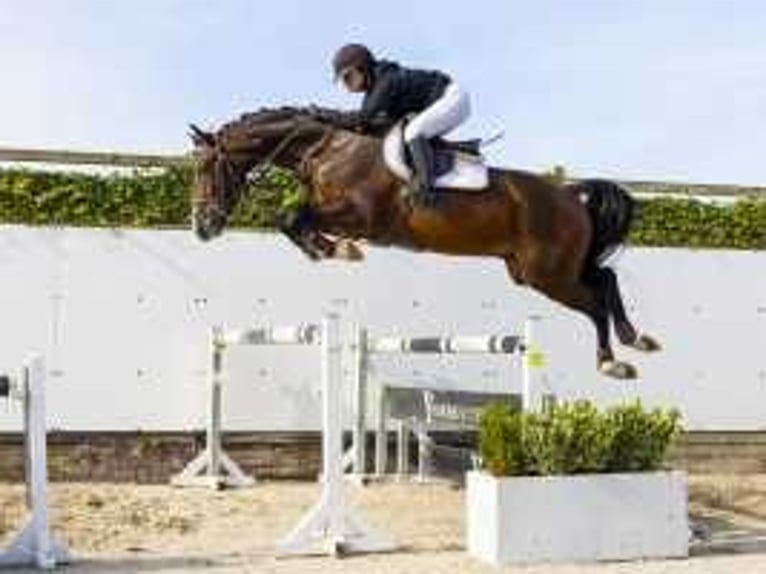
[0,225,763,432]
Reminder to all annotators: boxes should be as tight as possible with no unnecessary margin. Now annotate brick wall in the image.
[0,431,763,484]
[0,431,322,483]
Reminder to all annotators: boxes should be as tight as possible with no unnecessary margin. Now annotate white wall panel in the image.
[0,225,763,431]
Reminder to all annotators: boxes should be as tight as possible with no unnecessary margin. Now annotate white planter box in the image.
[466,470,688,566]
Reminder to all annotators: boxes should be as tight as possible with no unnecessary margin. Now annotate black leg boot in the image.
[407,137,437,207]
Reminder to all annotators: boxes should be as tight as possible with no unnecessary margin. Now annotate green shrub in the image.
[604,402,682,472]
[631,197,766,249]
[476,402,528,476]
[478,400,682,477]
[526,401,614,475]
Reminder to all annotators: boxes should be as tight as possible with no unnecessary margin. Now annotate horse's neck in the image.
[266,122,335,173]
[304,130,398,210]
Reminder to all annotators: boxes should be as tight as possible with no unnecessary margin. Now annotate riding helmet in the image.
[332,43,375,78]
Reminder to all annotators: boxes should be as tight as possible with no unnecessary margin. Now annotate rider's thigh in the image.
[404,83,471,141]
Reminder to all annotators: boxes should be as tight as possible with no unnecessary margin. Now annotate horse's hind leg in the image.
[598,266,661,352]
[511,258,637,379]
[579,268,638,379]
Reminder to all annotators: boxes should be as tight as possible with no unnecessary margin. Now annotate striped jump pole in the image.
[346,317,544,478]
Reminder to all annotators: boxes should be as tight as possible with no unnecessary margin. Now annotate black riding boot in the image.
[407,137,437,206]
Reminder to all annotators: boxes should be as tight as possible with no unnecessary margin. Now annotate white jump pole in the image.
[0,355,70,570]
[277,315,393,557]
[351,317,545,480]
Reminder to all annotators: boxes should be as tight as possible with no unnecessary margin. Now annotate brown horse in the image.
[189,106,660,379]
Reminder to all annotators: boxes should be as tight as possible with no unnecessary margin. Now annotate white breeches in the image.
[403,83,471,142]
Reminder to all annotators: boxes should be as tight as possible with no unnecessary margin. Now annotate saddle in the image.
[382,120,489,191]
[433,137,483,156]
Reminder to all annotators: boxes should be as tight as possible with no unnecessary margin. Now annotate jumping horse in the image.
[189,106,660,379]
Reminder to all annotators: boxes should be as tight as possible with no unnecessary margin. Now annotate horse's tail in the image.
[571,179,636,267]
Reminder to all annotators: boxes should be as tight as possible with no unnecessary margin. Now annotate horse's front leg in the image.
[310,194,379,260]
[278,203,363,261]
[278,205,323,261]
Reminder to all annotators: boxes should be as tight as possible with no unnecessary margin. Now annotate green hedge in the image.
[478,400,682,477]
[632,197,766,249]
[0,166,301,229]
[0,166,765,249]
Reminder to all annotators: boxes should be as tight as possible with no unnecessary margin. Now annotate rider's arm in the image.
[336,73,397,134]
[359,71,398,124]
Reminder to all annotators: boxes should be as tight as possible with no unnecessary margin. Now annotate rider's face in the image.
[339,67,366,93]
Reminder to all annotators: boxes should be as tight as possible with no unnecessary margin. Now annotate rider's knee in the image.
[403,120,426,142]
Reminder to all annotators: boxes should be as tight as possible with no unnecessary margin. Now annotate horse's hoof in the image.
[333,240,364,261]
[599,360,638,380]
[630,333,661,352]
[300,246,322,261]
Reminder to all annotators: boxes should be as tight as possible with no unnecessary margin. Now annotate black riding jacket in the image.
[358,60,451,127]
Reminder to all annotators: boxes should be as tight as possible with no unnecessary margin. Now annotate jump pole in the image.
[344,316,544,478]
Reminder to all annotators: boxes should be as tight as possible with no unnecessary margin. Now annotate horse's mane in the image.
[220,105,364,139]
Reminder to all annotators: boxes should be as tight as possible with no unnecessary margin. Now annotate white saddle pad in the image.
[382,121,489,191]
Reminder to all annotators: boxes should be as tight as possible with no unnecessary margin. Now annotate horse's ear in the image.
[189,123,215,147]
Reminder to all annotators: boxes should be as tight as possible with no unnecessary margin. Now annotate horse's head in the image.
[189,124,252,241]
[190,107,335,241]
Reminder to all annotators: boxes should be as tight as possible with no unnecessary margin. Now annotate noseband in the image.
[198,122,315,217]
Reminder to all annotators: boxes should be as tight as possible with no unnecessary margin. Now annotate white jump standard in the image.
[172,324,324,488]
[0,356,70,570]
[347,316,545,478]
[171,327,259,488]
[174,316,392,554]
[276,315,394,556]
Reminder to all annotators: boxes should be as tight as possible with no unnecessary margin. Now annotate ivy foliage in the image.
[0,166,764,250]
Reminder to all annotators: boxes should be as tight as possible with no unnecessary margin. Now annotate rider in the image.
[332,43,471,204]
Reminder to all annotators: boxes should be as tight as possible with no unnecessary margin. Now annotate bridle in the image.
[198,120,316,218]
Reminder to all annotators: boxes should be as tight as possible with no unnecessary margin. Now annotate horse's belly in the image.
[405,210,516,257]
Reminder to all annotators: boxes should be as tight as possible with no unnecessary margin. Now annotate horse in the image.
[189,106,660,379]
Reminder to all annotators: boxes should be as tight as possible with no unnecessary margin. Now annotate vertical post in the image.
[277,314,393,556]
[521,316,543,413]
[351,324,368,476]
[322,314,344,523]
[416,422,431,483]
[0,355,70,569]
[171,328,254,488]
[207,327,223,480]
[395,420,409,479]
[25,356,54,569]
[374,386,388,476]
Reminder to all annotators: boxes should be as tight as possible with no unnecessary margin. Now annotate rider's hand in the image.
[361,113,393,135]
